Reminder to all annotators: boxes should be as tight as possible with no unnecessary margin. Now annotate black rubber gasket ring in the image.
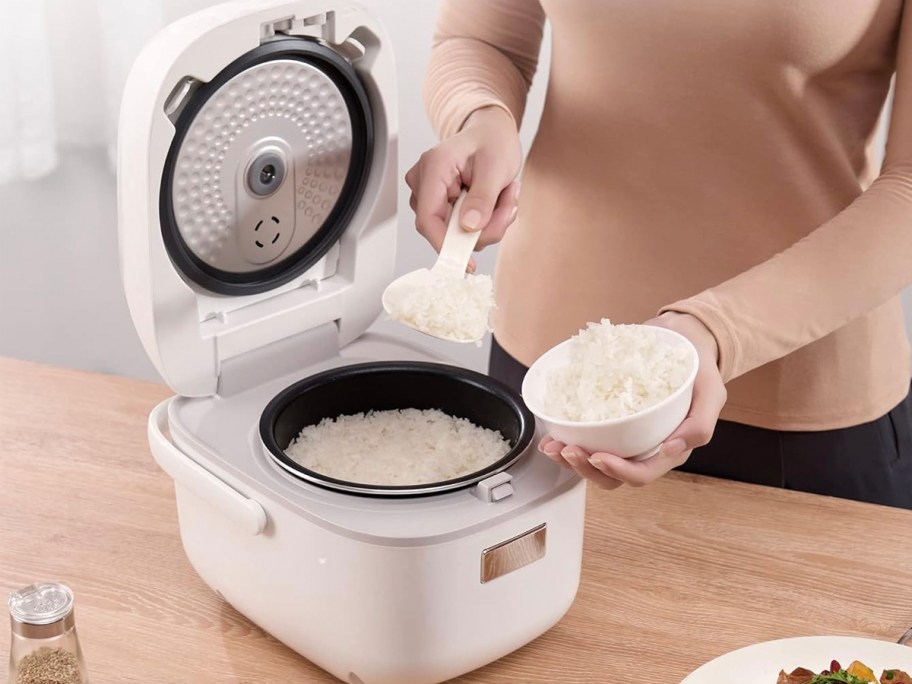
[259,362,537,498]
[159,37,374,295]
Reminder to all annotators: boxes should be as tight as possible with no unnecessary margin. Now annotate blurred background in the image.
[0,0,907,385]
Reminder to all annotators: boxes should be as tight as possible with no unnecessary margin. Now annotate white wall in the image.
[0,0,908,384]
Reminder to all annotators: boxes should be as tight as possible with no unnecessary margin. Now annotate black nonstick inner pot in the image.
[260,361,536,497]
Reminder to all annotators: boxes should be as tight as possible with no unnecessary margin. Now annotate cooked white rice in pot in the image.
[284,408,512,486]
[544,319,693,422]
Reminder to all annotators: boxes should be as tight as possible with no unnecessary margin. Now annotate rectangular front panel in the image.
[480,523,547,583]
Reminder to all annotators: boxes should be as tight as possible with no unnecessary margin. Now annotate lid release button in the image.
[473,472,514,503]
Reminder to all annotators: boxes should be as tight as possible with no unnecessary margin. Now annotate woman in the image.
[405,0,912,508]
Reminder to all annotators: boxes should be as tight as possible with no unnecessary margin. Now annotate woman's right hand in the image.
[405,106,522,272]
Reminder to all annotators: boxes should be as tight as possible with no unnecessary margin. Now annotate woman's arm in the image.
[406,0,545,261]
[424,0,546,139]
[659,9,912,384]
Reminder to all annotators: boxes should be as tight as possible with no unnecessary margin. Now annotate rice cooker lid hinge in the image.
[260,10,368,63]
[217,321,340,397]
[260,11,328,41]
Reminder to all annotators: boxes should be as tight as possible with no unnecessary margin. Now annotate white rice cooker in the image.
[117,2,587,682]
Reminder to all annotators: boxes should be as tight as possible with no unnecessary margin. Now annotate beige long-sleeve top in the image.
[424,0,912,431]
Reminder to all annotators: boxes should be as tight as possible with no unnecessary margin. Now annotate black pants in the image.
[490,338,912,509]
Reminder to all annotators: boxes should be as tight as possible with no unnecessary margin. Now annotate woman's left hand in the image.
[539,312,727,489]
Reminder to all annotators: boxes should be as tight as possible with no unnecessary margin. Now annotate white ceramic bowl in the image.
[521,325,699,461]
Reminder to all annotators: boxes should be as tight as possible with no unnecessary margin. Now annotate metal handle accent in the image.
[480,523,547,584]
[148,400,267,535]
[899,627,912,646]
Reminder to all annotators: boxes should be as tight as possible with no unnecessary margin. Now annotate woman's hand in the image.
[539,312,727,489]
[405,106,522,272]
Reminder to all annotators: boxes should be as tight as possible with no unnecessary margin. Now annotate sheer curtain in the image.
[0,0,164,185]
[0,0,214,380]
[0,0,57,184]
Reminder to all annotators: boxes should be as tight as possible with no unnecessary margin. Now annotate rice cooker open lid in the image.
[118,1,397,397]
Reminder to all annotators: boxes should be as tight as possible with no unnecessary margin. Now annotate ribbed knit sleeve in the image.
[424,0,546,139]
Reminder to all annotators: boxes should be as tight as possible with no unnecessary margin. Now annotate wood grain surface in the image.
[1,357,910,683]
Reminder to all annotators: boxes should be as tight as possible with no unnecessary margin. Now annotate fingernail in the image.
[509,206,518,222]
[514,181,522,200]
[588,457,606,471]
[542,450,561,464]
[663,438,687,459]
[543,444,561,457]
[561,447,581,465]
[462,209,482,230]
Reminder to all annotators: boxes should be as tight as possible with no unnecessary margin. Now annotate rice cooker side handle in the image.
[148,400,268,535]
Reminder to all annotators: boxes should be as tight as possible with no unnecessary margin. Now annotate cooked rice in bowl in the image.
[544,319,694,422]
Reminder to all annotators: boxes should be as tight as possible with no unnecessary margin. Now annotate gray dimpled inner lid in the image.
[170,59,353,274]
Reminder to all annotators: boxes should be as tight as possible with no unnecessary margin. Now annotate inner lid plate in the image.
[172,59,351,272]
[160,39,373,296]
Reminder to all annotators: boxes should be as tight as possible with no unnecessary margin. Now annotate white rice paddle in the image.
[382,191,487,343]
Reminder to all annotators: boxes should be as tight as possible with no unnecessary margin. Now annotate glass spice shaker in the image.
[8,582,89,684]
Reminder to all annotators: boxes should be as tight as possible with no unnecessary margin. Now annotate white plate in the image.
[681,636,912,683]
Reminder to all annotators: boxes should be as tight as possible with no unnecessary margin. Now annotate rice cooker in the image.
[117,2,586,682]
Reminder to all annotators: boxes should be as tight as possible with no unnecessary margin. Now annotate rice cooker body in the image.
[119,1,587,682]
[151,346,586,684]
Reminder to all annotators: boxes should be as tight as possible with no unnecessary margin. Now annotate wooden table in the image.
[1,357,910,683]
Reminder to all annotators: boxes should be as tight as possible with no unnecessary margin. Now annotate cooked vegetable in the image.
[847,661,877,682]
[777,662,910,684]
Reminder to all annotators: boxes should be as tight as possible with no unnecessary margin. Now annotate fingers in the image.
[409,184,475,269]
[406,151,462,253]
[539,437,622,487]
[561,445,624,490]
[538,435,555,452]
[460,148,517,233]
[664,367,727,453]
[588,450,678,487]
[406,120,519,259]
[587,371,727,487]
[476,180,521,250]
[539,436,572,469]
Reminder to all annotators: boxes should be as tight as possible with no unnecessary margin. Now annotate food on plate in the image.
[387,272,494,344]
[776,659,911,684]
[285,408,511,485]
[544,319,693,421]
[848,662,878,681]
